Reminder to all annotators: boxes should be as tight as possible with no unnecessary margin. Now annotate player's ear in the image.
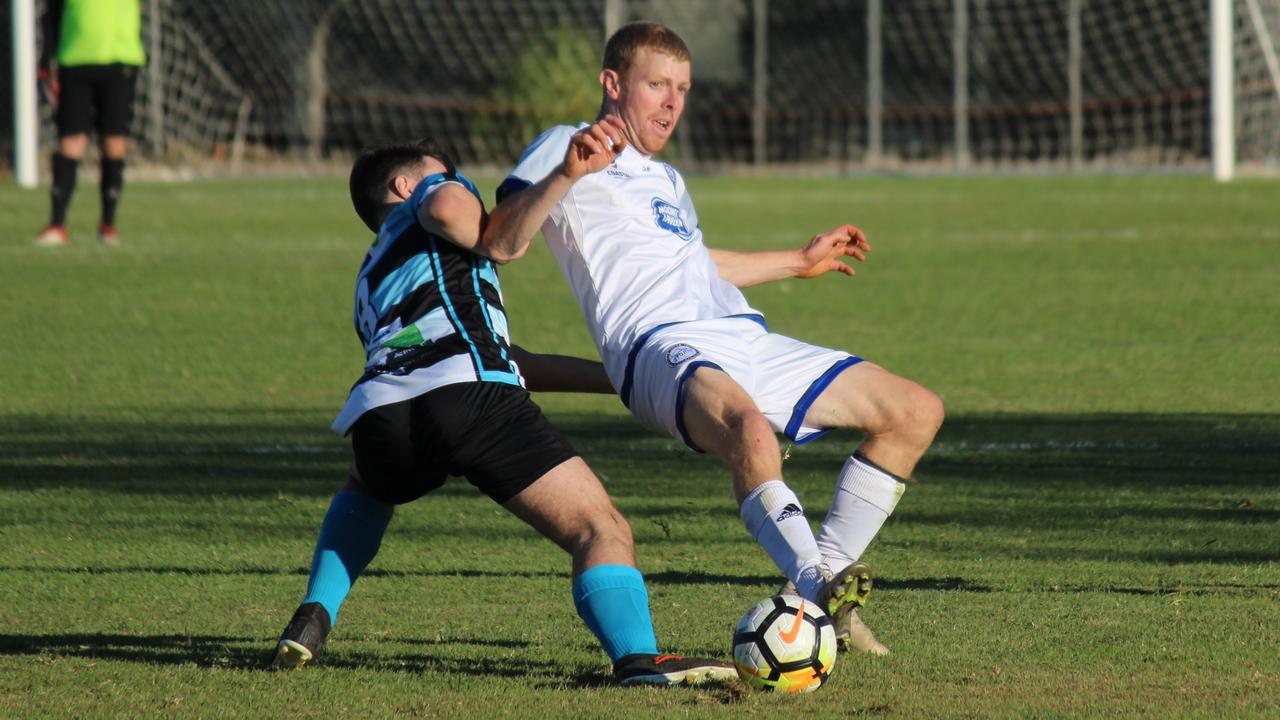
[600,69,622,100]
[389,175,415,201]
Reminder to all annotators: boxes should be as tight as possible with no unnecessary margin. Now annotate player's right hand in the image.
[563,115,627,179]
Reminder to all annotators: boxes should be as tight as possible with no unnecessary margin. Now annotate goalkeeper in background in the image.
[35,0,144,248]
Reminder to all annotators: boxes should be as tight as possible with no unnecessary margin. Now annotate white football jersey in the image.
[500,123,762,389]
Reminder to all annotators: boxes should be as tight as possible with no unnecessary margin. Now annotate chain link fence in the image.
[3,0,1278,176]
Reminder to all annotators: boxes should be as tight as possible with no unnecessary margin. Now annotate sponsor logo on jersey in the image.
[606,167,630,179]
[665,344,699,366]
[775,503,805,522]
[651,198,694,240]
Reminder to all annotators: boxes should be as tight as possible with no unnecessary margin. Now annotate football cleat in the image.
[834,604,889,655]
[613,653,738,686]
[97,224,120,246]
[816,561,873,619]
[271,602,331,670]
[792,561,886,654]
[34,225,69,247]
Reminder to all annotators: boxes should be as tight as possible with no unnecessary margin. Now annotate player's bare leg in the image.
[680,367,858,620]
[803,361,944,654]
[504,457,733,685]
[806,362,943,480]
[501,456,635,574]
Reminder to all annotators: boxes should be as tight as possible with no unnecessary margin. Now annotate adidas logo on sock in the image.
[775,503,804,522]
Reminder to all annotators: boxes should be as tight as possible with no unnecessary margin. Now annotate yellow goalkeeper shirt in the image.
[57,0,145,67]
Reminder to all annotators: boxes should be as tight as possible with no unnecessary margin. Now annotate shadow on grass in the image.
[0,633,265,669]
[3,409,1277,497]
[0,631,557,677]
[2,409,1277,567]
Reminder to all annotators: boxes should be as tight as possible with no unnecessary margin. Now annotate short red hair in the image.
[603,22,691,78]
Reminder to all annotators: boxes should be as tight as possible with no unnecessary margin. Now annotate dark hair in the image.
[603,22,691,78]
[348,137,457,232]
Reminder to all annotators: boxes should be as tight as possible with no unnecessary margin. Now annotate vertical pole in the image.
[1211,0,1235,181]
[147,0,164,157]
[604,0,624,41]
[305,10,331,161]
[866,0,883,167]
[13,0,40,187]
[752,0,768,166]
[1068,0,1083,169]
[953,0,970,169]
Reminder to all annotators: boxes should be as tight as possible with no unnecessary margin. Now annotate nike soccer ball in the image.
[732,595,837,692]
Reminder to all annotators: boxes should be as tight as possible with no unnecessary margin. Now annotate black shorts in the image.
[57,64,138,137]
[349,382,579,505]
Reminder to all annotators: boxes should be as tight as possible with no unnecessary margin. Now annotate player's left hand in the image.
[796,224,871,279]
[38,66,59,106]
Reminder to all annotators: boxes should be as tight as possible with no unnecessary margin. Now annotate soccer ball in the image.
[732,595,837,692]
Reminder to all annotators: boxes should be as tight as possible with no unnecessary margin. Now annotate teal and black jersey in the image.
[333,172,521,434]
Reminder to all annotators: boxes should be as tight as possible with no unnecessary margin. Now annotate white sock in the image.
[740,480,826,600]
[815,454,906,572]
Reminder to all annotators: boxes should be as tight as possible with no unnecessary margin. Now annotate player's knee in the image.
[576,505,634,553]
[893,384,944,450]
[728,409,776,449]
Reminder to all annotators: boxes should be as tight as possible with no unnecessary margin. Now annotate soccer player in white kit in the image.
[485,23,943,655]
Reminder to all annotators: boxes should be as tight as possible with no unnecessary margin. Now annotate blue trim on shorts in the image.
[618,322,682,408]
[674,360,723,453]
[784,356,864,445]
[618,314,767,408]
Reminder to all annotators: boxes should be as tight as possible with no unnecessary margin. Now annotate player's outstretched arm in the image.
[708,224,871,288]
[417,182,486,252]
[482,116,627,262]
[510,345,616,394]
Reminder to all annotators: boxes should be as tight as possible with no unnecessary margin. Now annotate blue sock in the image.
[301,490,392,625]
[571,564,660,662]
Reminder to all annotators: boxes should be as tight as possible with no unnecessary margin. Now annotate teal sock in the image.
[301,490,392,624]
[571,564,659,662]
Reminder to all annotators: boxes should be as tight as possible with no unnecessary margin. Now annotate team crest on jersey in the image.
[651,198,694,240]
[665,344,700,366]
[664,164,678,190]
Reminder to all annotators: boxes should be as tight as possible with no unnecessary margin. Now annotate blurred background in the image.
[3,0,1279,177]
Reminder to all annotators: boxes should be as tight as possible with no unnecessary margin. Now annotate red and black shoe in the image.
[613,653,737,686]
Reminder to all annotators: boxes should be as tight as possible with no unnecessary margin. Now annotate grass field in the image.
[1,174,1278,718]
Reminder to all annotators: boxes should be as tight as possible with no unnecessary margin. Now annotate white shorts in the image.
[619,316,862,450]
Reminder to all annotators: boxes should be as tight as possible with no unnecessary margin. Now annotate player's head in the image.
[599,22,692,156]
[349,138,456,232]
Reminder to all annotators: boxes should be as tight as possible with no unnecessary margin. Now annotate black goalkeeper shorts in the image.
[349,382,579,505]
[57,63,138,137]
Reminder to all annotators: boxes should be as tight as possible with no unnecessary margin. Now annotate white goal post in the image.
[11,0,38,187]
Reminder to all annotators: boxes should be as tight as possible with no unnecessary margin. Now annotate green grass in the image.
[1,174,1278,718]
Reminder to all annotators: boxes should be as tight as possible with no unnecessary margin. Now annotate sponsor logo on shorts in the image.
[775,503,804,522]
[651,198,694,240]
[665,344,700,366]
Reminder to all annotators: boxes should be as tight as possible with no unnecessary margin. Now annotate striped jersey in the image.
[332,173,520,434]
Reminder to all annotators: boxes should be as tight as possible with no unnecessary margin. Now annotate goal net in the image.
[4,0,1278,176]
